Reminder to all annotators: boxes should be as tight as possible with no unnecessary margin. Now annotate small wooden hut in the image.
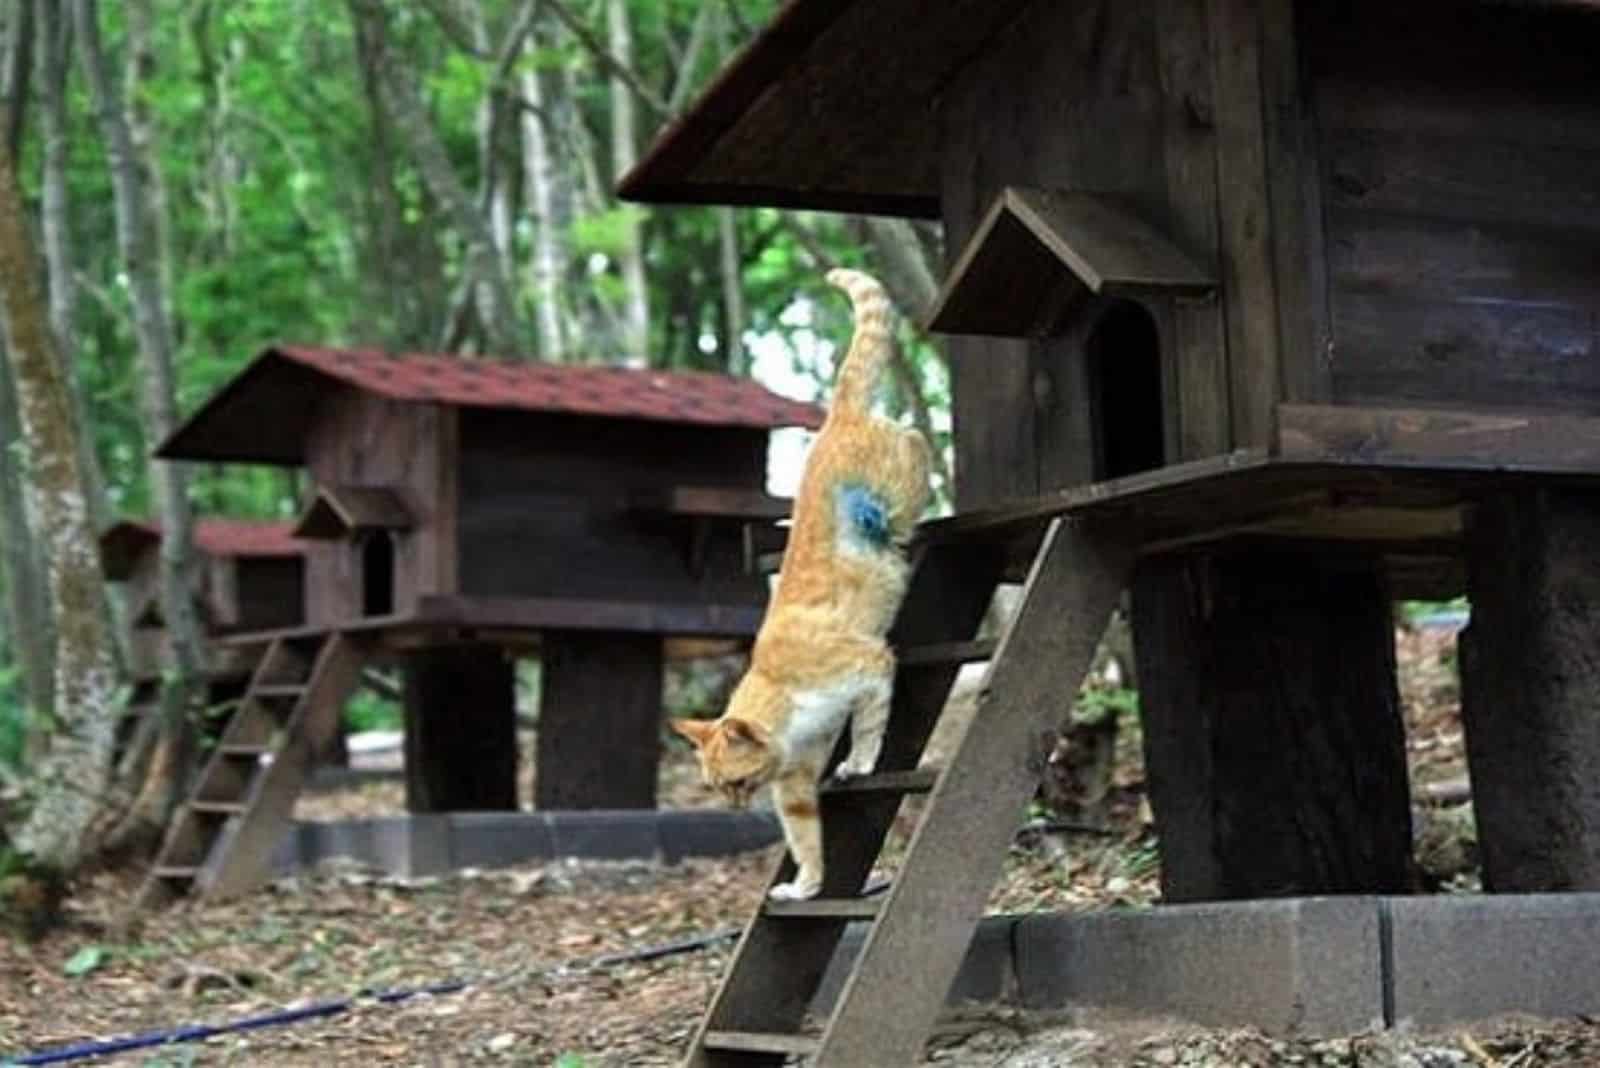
[141,346,820,904]
[623,0,1600,902]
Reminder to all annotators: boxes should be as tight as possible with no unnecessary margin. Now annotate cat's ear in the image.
[670,718,714,747]
[722,717,766,749]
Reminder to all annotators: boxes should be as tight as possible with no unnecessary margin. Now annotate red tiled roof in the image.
[274,346,824,430]
[101,519,305,567]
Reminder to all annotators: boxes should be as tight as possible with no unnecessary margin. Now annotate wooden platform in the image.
[919,402,1600,597]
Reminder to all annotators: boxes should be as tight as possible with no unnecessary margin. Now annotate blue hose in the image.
[5,979,468,1066]
[4,924,746,1066]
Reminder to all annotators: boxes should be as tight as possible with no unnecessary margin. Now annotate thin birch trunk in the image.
[522,57,567,361]
[606,0,649,367]
[346,0,522,355]
[75,0,208,848]
[718,209,745,374]
[0,135,122,873]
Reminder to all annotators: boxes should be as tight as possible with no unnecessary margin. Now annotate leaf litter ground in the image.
[5,622,1599,1065]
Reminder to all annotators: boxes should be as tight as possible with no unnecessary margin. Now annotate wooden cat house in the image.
[100,518,309,753]
[136,345,820,906]
[620,0,1600,1061]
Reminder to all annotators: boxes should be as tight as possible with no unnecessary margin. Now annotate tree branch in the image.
[543,0,669,120]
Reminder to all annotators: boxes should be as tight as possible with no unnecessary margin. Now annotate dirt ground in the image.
[6,618,1596,1066]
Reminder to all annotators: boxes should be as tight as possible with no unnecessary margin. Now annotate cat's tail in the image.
[825,268,893,417]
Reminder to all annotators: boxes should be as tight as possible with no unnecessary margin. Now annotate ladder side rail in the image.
[814,519,1131,1066]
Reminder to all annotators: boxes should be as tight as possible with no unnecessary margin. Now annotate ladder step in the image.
[763,897,881,920]
[190,800,248,817]
[252,684,307,700]
[822,768,939,796]
[151,865,198,881]
[898,639,996,666]
[702,1031,820,1057]
[217,744,271,760]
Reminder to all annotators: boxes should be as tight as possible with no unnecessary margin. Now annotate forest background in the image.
[0,0,954,898]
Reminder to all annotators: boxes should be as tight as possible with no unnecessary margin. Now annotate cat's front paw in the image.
[768,878,823,901]
[833,755,876,780]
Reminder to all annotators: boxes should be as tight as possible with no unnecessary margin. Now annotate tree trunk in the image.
[1460,490,1600,892]
[1130,546,1415,901]
[0,335,53,754]
[346,0,521,355]
[537,630,661,809]
[606,0,649,367]
[522,58,568,361]
[403,645,517,811]
[1,0,32,160]
[0,133,122,873]
[717,208,745,374]
[75,0,208,851]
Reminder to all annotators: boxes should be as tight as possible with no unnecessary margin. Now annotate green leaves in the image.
[63,944,108,978]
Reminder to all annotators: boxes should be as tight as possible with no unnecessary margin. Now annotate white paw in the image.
[768,879,822,901]
[834,756,876,780]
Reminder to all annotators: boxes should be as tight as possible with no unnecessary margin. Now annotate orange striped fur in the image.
[671,269,932,901]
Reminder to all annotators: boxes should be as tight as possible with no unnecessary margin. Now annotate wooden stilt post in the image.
[536,629,663,809]
[1131,545,1415,901]
[403,644,518,811]
[1460,490,1600,892]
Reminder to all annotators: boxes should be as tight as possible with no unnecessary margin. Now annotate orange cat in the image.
[672,269,931,901]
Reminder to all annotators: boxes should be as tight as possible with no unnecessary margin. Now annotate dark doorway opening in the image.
[1086,300,1165,481]
[361,532,396,617]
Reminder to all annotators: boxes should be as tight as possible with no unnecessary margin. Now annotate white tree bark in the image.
[607,0,649,367]
[0,134,122,872]
[522,60,568,361]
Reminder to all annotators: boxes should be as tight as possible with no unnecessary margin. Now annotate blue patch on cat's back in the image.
[836,483,891,551]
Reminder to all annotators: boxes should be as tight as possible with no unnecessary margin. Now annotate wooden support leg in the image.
[403,644,517,812]
[536,629,662,810]
[1460,490,1600,892]
[1131,545,1414,901]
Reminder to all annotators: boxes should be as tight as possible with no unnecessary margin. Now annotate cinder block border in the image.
[815,893,1600,1037]
[272,809,781,878]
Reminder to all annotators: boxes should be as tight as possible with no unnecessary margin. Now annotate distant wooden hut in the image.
[141,346,820,903]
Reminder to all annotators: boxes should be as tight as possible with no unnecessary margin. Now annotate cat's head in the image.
[670,715,778,809]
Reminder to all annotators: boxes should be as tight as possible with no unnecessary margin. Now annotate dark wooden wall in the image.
[302,389,455,625]
[938,0,1171,508]
[1311,0,1600,414]
[230,558,305,632]
[454,410,770,606]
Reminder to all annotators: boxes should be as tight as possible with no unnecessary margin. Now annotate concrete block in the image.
[1388,893,1600,1027]
[1014,898,1384,1036]
[448,812,554,870]
[547,810,663,859]
[812,916,1017,1016]
[659,810,781,862]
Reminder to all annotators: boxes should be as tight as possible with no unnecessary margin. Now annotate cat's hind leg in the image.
[834,673,892,780]
[770,768,824,900]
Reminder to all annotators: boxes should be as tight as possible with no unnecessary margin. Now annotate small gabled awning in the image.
[927,188,1215,338]
[293,485,415,540]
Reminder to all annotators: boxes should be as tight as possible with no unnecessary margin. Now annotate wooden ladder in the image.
[136,631,370,908]
[684,516,1130,1066]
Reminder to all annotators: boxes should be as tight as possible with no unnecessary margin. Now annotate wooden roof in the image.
[100,519,305,580]
[617,0,1035,217]
[293,485,416,539]
[157,346,824,466]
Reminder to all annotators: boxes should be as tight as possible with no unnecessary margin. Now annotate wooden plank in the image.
[1277,403,1600,474]
[627,486,793,520]
[701,1031,820,1058]
[1209,0,1282,448]
[415,594,763,638]
[814,520,1130,1065]
[1149,0,1231,464]
[897,639,996,667]
[762,898,881,920]
[1327,291,1600,414]
[536,631,662,810]
[820,768,938,796]
[1321,129,1600,237]
[1258,0,1331,405]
